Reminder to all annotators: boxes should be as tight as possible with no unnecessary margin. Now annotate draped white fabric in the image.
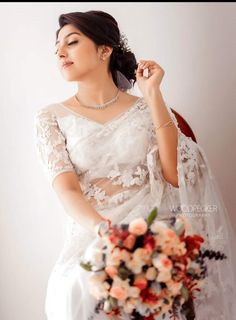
[34,96,236,319]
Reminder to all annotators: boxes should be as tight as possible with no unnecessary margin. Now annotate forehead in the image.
[56,24,82,45]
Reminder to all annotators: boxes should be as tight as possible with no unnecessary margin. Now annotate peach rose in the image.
[133,277,148,290]
[124,297,138,314]
[110,286,127,300]
[120,249,132,263]
[123,234,136,250]
[88,270,107,285]
[89,282,109,299]
[165,229,178,241]
[150,221,168,233]
[146,267,158,280]
[128,286,140,298]
[105,266,118,279]
[153,253,173,271]
[107,247,122,266]
[166,280,183,295]
[128,218,148,236]
[156,270,172,282]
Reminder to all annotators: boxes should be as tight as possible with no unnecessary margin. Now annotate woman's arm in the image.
[53,171,105,233]
[144,90,179,188]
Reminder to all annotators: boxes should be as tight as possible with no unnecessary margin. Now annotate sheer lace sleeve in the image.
[33,108,76,186]
[146,106,207,210]
[146,104,236,319]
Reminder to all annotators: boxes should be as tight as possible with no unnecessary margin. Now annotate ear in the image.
[100,45,113,58]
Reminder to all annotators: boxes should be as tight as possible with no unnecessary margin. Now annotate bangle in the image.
[155,120,174,130]
[94,218,112,237]
[101,217,112,226]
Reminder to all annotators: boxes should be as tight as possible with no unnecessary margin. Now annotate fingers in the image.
[136,61,148,76]
[136,60,157,73]
[138,60,156,69]
[136,60,154,77]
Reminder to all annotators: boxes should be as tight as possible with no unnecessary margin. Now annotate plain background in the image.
[1,2,236,320]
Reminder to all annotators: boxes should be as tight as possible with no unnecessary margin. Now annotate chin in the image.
[61,69,86,82]
[61,73,81,82]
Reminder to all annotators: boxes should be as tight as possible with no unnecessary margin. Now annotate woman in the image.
[34,10,236,320]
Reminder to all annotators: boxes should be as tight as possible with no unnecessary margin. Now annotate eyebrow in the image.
[55,32,81,46]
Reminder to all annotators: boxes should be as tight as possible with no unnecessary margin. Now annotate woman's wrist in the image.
[94,217,112,237]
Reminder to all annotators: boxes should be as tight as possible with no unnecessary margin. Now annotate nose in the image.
[56,44,67,58]
[58,50,66,58]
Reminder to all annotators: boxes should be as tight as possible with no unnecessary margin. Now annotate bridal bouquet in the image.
[79,207,227,320]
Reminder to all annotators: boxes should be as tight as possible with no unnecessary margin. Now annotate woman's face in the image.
[55,24,106,81]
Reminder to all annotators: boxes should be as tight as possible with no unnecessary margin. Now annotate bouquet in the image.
[79,207,227,320]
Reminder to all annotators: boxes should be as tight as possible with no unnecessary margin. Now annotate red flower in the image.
[143,235,156,253]
[185,235,204,252]
[109,227,130,246]
[140,287,159,304]
[144,314,155,320]
[106,307,121,317]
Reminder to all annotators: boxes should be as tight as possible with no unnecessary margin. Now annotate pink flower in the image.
[110,287,127,300]
[105,266,118,279]
[162,257,173,269]
[124,234,136,249]
[146,267,158,280]
[128,218,148,236]
[133,277,148,290]
[143,234,156,253]
[165,229,178,241]
[157,270,172,282]
[153,253,173,272]
[166,280,183,295]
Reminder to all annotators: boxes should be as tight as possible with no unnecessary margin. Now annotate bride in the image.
[34,10,236,320]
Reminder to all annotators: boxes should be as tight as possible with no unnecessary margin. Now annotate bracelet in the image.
[155,120,174,130]
[94,218,112,237]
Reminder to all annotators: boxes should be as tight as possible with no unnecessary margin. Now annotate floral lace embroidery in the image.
[147,105,205,188]
[34,108,77,185]
[95,98,148,137]
[178,134,199,186]
[107,164,149,187]
[84,183,110,206]
[83,164,149,208]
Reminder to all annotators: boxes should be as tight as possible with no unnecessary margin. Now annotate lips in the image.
[62,62,74,69]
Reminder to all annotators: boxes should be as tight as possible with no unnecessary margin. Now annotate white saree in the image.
[34,96,236,319]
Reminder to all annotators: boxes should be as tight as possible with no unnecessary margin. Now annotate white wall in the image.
[1,2,236,320]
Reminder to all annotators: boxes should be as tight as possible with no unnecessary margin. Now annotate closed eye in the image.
[68,40,78,46]
[54,40,78,55]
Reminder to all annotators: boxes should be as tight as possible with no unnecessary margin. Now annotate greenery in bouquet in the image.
[80,207,227,320]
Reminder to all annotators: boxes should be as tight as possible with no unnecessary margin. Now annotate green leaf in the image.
[151,251,158,258]
[118,266,131,280]
[109,296,118,308]
[163,298,170,305]
[79,261,93,271]
[180,286,189,301]
[187,268,196,275]
[147,207,158,226]
[118,240,123,247]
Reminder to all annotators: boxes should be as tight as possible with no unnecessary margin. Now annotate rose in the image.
[128,217,148,235]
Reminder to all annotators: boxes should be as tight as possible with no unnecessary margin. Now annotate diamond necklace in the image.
[74,89,120,109]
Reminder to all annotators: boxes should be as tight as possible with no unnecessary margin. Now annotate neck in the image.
[76,70,119,105]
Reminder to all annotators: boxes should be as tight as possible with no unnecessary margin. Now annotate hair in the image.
[55,10,137,88]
